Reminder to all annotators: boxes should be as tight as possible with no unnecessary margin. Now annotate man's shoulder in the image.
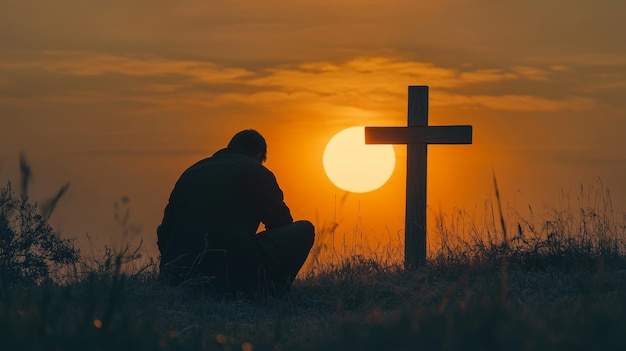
[186,149,269,174]
[212,149,263,167]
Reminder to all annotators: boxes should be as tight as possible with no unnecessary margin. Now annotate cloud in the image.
[0,51,600,114]
[512,66,551,81]
[525,53,626,68]
[433,92,595,112]
[251,57,524,93]
[1,51,255,82]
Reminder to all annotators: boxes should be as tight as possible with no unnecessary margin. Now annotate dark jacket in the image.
[157,148,293,277]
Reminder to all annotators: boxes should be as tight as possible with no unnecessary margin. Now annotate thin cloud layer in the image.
[434,93,594,112]
[0,51,603,114]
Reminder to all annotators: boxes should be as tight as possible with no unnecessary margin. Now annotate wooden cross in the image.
[365,86,473,268]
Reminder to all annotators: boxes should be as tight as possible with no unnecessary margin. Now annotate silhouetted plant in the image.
[19,152,31,198]
[17,153,72,220]
[0,182,80,286]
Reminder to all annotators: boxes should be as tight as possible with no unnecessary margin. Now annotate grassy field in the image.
[2,180,626,350]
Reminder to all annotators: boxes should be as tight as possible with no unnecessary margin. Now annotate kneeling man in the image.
[157,129,315,297]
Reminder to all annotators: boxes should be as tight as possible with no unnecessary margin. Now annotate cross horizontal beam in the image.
[365,126,473,145]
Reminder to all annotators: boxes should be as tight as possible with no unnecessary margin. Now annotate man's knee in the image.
[293,220,315,248]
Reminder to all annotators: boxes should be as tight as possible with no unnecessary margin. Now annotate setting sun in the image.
[323,126,396,193]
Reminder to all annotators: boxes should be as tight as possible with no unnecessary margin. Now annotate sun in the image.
[323,126,396,193]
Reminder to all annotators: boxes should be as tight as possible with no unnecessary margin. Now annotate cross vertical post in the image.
[406,86,428,268]
[365,86,473,269]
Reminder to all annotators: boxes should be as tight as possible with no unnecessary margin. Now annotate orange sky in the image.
[1,0,626,261]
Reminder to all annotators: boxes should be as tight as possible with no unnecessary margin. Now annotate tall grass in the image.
[432,178,626,271]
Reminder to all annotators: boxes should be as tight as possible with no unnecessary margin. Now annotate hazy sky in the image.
[1,0,625,257]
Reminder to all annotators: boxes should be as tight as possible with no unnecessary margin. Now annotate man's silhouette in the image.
[157,129,315,297]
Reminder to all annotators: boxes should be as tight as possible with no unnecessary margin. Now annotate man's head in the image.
[227,129,267,163]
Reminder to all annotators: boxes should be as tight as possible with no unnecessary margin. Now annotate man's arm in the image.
[255,168,293,230]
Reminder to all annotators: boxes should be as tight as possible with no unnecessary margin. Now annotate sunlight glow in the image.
[323,126,395,193]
